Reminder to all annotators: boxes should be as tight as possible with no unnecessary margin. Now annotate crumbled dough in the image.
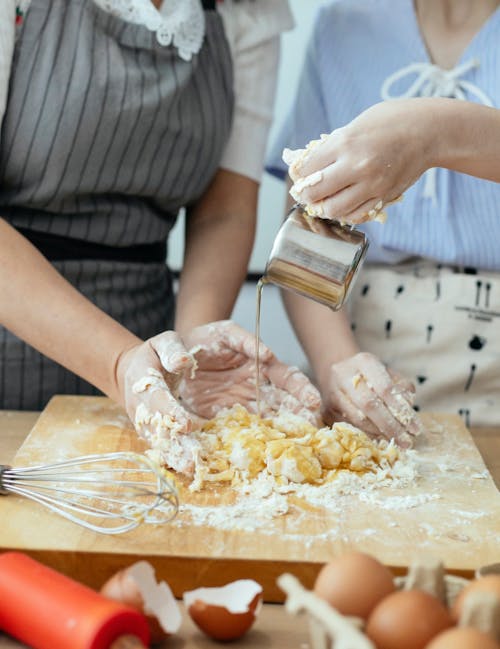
[157,405,401,492]
[135,403,201,476]
[132,368,167,394]
[352,373,363,388]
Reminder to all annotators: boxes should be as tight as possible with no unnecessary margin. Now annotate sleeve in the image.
[265,11,331,181]
[217,0,295,183]
[0,1,17,130]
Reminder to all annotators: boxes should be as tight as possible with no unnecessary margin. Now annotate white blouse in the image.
[0,0,294,182]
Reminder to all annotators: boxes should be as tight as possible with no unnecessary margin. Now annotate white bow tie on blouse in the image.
[380,59,494,201]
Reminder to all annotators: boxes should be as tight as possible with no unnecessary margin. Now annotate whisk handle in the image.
[0,464,12,494]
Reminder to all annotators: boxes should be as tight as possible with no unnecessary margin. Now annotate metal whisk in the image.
[0,452,178,535]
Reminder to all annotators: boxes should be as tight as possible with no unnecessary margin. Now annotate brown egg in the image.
[313,552,396,619]
[100,561,181,644]
[183,580,263,642]
[425,627,500,649]
[365,589,453,649]
[452,575,500,622]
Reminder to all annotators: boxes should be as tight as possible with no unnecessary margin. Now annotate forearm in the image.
[175,169,257,336]
[0,219,140,404]
[282,289,359,390]
[419,97,500,182]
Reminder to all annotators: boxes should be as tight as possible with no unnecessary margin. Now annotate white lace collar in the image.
[18,0,206,60]
[94,0,205,59]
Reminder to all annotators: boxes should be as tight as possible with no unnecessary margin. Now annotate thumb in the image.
[150,331,196,375]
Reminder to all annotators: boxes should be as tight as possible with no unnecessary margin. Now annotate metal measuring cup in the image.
[263,204,369,310]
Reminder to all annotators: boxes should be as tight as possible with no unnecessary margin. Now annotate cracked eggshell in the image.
[183,579,263,641]
[100,561,181,643]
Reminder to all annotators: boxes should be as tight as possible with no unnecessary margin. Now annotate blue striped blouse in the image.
[267,0,500,270]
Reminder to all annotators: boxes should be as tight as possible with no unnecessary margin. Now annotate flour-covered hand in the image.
[285,100,435,224]
[180,320,321,422]
[321,352,424,447]
[116,331,196,441]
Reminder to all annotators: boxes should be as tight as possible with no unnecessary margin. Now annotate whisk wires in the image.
[0,452,178,535]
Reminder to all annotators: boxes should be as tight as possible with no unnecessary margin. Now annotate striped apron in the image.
[0,0,233,409]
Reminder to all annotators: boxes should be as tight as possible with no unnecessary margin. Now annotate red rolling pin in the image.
[0,552,149,649]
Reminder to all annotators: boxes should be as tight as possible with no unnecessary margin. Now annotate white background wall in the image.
[170,0,324,371]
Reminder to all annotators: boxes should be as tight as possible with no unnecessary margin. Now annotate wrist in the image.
[408,98,446,171]
[314,347,357,394]
[111,339,142,408]
[413,98,463,170]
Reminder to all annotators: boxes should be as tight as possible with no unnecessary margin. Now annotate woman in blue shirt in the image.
[268,0,500,438]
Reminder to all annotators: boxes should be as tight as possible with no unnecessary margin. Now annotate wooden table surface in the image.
[1,410,499,649]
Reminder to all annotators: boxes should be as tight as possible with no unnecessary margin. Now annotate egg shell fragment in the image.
[100,561,182,643]
[184,579,263,641]
[313,552,396,620]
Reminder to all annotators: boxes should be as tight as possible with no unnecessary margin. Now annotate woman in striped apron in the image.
[0,0,322,427]
[268,0,500,440]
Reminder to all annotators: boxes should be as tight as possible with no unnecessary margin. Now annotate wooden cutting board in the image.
[0,396,499,602]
